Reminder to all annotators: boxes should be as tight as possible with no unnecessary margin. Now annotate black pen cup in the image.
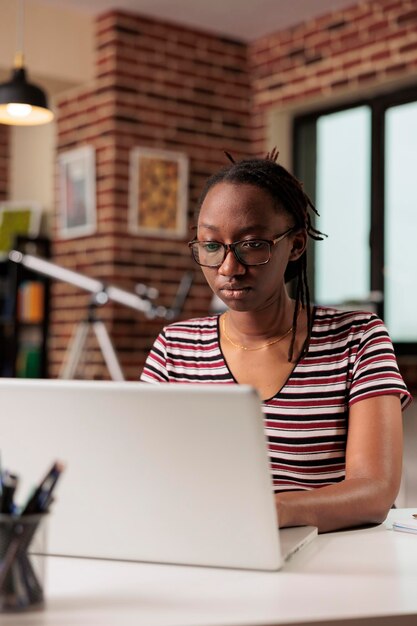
[0,513,47,612]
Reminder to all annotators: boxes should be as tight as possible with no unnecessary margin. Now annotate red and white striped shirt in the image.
[140,307,411,491]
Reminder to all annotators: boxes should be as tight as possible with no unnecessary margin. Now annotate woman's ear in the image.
[289,230,307,261]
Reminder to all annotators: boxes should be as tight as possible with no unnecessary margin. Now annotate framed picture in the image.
[128,147,188,237]
[0,201,42,258]
[58,145,96,239]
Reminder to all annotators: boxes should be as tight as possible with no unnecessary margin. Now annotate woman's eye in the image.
[202,242,222,253]
[241,240,263,250]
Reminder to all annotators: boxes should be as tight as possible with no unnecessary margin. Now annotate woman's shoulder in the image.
[313,305,379,327]
[311,305,384,341]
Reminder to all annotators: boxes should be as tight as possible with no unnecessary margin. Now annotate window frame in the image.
[293,84,417,356]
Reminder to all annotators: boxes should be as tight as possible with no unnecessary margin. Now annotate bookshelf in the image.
[0,236,50,378]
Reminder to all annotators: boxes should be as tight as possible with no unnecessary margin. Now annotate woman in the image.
[141,153,411,533]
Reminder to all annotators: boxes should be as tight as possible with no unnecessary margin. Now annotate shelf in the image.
[0,236,50,378]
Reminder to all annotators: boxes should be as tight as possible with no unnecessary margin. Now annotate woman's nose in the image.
[218,249,246,276]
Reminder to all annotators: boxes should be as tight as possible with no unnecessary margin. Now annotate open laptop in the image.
[0,379,317,571]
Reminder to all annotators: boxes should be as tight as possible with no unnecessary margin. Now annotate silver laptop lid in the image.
[0,380,284,570]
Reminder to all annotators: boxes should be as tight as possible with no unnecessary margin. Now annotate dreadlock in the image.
[196,149,325,362]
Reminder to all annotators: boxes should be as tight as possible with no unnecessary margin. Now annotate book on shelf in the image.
[16,344,42,378]
[17,280,45,323]
[16,326,43,377]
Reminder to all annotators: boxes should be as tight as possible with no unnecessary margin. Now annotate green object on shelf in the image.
[17,346,41,378]
[0,209,32,255]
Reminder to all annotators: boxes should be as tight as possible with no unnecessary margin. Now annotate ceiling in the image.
[32,0,356,41]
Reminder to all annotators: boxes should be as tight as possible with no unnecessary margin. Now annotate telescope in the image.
[9,249,193,380]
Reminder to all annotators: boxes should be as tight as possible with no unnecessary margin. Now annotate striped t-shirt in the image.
[140,307,411,492]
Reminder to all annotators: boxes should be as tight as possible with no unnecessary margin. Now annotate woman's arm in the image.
[275,394,403,533]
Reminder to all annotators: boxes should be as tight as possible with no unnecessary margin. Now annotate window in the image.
[316,106,371,305]
[294,87,417,351]
[384,101,417,343]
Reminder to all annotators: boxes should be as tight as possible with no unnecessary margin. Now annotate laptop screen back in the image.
[0,379,283,570]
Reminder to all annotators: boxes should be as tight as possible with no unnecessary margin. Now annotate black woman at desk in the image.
[141,150,412,533]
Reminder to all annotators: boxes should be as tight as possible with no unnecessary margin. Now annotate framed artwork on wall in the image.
[58,145,96,239]
[0,201,42,258]
[128,147,189,238]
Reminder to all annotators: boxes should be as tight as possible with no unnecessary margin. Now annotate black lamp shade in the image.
[0,66,54,125]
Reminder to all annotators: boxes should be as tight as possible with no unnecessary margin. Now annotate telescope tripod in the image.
[55,272,193,381]
[59,296,124,381]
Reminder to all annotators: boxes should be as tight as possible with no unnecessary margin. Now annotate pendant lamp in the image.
[0,1,54,126]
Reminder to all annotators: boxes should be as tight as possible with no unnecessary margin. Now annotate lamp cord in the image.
[15,0,25,67]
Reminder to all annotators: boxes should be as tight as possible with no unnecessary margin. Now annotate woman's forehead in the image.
[201,181,272,207]
[198,182,288,228]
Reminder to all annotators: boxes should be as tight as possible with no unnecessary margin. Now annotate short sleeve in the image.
[140,330,169,383]
[349,315,412,410]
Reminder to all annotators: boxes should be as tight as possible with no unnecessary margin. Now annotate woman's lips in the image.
[220,285,252,299]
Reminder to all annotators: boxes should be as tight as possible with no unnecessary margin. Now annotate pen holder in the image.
[0,513,47,612]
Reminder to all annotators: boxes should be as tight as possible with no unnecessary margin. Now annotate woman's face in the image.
[196,182,306,313]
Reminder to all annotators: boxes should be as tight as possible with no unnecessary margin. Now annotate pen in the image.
[0,472,19,515]
[21,461,64,515]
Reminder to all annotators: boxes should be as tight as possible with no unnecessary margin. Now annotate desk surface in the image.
[2,509,417,626]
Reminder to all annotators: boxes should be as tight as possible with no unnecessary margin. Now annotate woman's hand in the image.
[275,394,403,533]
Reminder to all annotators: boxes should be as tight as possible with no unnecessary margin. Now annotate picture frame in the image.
[58,145,96,239]
[128,147,189,238]
[0,201,42,258]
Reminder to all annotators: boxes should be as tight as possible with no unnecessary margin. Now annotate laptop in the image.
[0,379,317,571]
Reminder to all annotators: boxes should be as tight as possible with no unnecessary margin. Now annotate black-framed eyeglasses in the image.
[188,227,294,268]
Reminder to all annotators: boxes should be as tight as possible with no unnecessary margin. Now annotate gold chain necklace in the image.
[221,313,293,351]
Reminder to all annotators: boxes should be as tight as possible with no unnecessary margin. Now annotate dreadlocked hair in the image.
[197,149,326,362]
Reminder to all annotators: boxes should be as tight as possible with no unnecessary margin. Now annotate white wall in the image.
[267,110,293,169]
[10,122,56,217]
[397,402,417,507]
[1,1,94,217]
[1,1,94,86]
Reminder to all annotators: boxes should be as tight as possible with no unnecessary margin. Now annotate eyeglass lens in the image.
[191,240,271,267]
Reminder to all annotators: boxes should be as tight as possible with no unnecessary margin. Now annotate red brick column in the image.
[50,10,252,379]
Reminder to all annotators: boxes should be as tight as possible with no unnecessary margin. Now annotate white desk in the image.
[2,509,417,626]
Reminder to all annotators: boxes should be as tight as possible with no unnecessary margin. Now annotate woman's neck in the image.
[225,296,297,342]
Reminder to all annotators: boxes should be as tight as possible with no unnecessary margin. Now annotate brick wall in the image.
[50,11,251,379]
[0,126,9,201]
[250,0,417,153]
